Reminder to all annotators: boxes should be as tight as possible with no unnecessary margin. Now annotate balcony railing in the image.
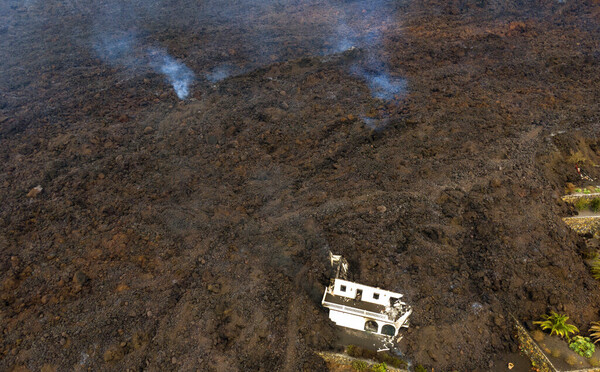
[322,300,392,322]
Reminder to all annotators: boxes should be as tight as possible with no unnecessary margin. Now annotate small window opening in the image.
[340,285,347,292]
[373,293,380,300]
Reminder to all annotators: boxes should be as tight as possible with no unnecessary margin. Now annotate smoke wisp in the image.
[206,65,235,83]
[352,66,407,101]
[148,48,194,99]
[330,0,407,101]
[93,32,194,100]
[90,0,405,102]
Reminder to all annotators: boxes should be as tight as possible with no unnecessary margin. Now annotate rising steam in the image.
[352,66,407,101]
[148,48,194,99]
[329,0,407,101]
[90,0,405,102]
[93,33,194,100]
[206,65,234,83]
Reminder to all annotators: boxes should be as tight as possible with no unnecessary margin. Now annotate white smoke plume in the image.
[148,48,194,99]
[90,0,404,101]
[93,33,194,100]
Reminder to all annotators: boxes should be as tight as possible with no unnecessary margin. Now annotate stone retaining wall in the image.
[562,194,600,203]
[562,217,600,235]
[513,316,557,372]
[317,351,408,372]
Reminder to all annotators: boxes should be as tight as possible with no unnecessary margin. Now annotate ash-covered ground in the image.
[2,0,600,371]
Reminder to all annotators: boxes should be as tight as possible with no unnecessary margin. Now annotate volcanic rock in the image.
[26,185,42,198]
[72,271,89,287]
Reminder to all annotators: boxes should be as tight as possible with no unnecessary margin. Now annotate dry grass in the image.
[531,329,545,342]
[565,354,579,366]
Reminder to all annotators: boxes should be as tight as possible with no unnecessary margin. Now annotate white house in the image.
[321,254,412,337]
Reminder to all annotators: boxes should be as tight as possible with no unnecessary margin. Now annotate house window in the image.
[373,293,380,300]
[365,320,378,333]
[340,285,347,292]
[382,325,396,336]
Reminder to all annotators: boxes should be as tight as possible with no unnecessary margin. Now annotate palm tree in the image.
[533,312,579,342]
[589,321,600,343]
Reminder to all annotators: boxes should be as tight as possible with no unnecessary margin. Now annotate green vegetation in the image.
[568,186,600,195]
[534,312,579,342]
[591,198,600,212]
[371,363,387,372]
[346,345,358,356]
[590,259,600,280]
[415,365,427,372]
[572,197,600,212]
[575,198,590,211]
[351,360,368,371]
[569,336,595,358]
[345,345,407,368]
[589,321,600,343]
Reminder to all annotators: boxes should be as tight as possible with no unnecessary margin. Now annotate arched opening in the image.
[381,324,396,336]
[364,320,378,333]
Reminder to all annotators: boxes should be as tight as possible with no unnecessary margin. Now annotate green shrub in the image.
[575,198,590,211]
[585,189,592,194]
[591,198,600,212]
[347,345,357,357]
[576,188,583,193]
[351,360,368,371]
[378,353,407,368]
[345,345,406,368]
[346,345,377,360]
[371,362,387,372]
[415,365,427,372]
[534,312,579,342]
[569,336,595,358]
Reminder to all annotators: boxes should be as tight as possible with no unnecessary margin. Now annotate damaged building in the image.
[321,253,412,338]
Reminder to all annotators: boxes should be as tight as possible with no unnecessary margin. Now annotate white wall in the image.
[329,310,366,332]
[328,310,397,336]
[331,279,404,307]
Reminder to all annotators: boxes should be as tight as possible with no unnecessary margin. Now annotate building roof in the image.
[324,292,387,315]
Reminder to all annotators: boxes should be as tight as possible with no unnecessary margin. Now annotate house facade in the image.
[321,254,412,337]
